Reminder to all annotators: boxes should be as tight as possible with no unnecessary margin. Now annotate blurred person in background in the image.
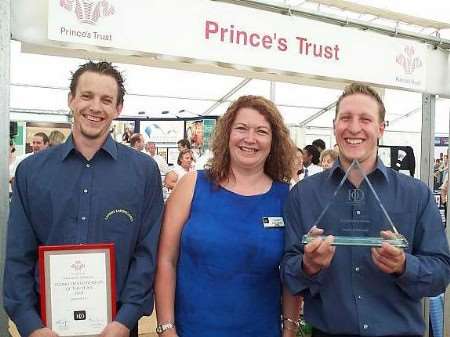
[320,149,339,170]
[48,130,66,147]
[164,149,194,191]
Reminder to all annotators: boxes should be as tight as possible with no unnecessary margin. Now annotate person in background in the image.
[164,149,193,191]
[282,82,450,337]
[155,95,301,337]
[290,147,305,187]
[177,139,191,152]
[48,130,66,147]
[145,141,170,176]
[130,133,145,152]
[302,144,322,177]
[319,149,339,170]
[8,140,16,195]
[10,132,50,185]
[312,138,326,153]
[4,61,164,337]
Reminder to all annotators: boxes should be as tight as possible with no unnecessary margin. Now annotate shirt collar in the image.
[60,134,118,161]
[328,157,389,183]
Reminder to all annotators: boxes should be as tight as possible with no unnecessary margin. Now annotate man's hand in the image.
[371,230,406,275]
[302,226,336,276]
[29,327,59,337]
[100,321,130,337]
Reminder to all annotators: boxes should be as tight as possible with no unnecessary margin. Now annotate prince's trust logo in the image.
[104,209,134,222]
[60,0,115,25]
[396,46,423,75]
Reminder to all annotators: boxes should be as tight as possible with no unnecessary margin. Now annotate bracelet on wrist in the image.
[156,321,175,335]
[282,317,300,328]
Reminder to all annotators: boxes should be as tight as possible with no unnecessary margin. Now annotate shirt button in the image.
[81,216,87,221]
[356,210,361,215]
[86,163,91,168]
[355,267,360,272]
[83,189,88,193]
[363,324,369,330]
[357,295,362,299]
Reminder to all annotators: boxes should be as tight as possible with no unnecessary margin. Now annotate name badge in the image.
[262,216,285,228]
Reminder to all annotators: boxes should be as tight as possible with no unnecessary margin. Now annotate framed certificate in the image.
[38,243,117,337]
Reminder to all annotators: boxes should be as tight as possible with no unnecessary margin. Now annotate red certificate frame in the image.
[38,243,117,336]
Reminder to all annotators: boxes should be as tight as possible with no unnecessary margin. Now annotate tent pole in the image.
[420,93,436,337]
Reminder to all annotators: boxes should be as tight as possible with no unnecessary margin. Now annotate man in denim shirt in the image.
[282,83,450,337]
[4,61,163,337]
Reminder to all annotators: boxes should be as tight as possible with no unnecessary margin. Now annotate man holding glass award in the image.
[281,83,450,337]
[4,61,164,337]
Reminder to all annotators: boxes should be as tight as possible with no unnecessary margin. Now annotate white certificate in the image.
[39,244,116,337]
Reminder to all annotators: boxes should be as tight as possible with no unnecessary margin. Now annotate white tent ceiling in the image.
[9,0,450,134]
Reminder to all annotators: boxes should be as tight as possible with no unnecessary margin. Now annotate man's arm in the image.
[113,160,164,330]
[281,186,333,296]
[3,163,45,337]
[389,185,450,299]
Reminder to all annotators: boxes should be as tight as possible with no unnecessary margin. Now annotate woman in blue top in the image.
[155,95,301,337]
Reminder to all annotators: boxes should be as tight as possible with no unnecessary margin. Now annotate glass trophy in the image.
[301,159,408,248]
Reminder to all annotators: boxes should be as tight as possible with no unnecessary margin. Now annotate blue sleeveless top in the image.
[175,170,289,337]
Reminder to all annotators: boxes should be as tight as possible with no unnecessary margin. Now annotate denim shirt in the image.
[281,159,450,336]
[4,135,163,337]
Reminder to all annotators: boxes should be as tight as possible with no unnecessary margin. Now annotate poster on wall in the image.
[140,121,184,144]
[186,120,203,150]
[202,119,216,151]
[26,122,72,153]
[186,119,216,155]
[111,120,136,144]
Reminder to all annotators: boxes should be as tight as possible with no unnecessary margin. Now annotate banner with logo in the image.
[47,0,429,91]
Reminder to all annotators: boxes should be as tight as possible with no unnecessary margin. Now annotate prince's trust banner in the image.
[48,0,427,91]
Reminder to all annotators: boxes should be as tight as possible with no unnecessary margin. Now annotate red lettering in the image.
[296,37,307,54]
[334,45,340,60]
[277,38,288,51]
[205,20,218,39]
[324,46,333,59]
[262,35,273,49]
[249,33,260,47]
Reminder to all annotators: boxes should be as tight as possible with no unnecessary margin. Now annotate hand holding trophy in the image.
[302,159,408,249]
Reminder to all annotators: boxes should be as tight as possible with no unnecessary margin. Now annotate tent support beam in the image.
[0,0,11,334]
[297,101,337,127]
[202,78,251,116]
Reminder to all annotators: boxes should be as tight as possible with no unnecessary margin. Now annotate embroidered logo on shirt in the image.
[104,209,134,222]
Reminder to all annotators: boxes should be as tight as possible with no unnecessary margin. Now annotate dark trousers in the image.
[129,324,138,337]
[312,328,421,337]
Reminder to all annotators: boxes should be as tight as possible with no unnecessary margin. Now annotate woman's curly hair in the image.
[207,95,296,184]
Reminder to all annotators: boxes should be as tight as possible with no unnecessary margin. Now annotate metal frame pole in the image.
[445,109,450,337]
[420,93,436,337]
[0,0,11,335]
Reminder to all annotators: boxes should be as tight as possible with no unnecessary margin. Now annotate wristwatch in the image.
[156,322,175,335]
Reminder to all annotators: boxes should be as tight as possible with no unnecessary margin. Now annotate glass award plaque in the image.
[301,159,408,248]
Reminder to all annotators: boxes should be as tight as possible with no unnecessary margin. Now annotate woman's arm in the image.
[282,286,302,337]
[154,172,197,336]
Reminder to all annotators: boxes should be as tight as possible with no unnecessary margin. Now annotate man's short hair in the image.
[34,132,49,144]
[335,83,386,122]
[177,139,191,149]
[304,144,320,165]
[312,139,326,152]
[70,61,126,106]
[130,133,143,148]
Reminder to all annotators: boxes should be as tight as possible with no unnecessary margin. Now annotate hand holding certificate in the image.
[39,243,116,337]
